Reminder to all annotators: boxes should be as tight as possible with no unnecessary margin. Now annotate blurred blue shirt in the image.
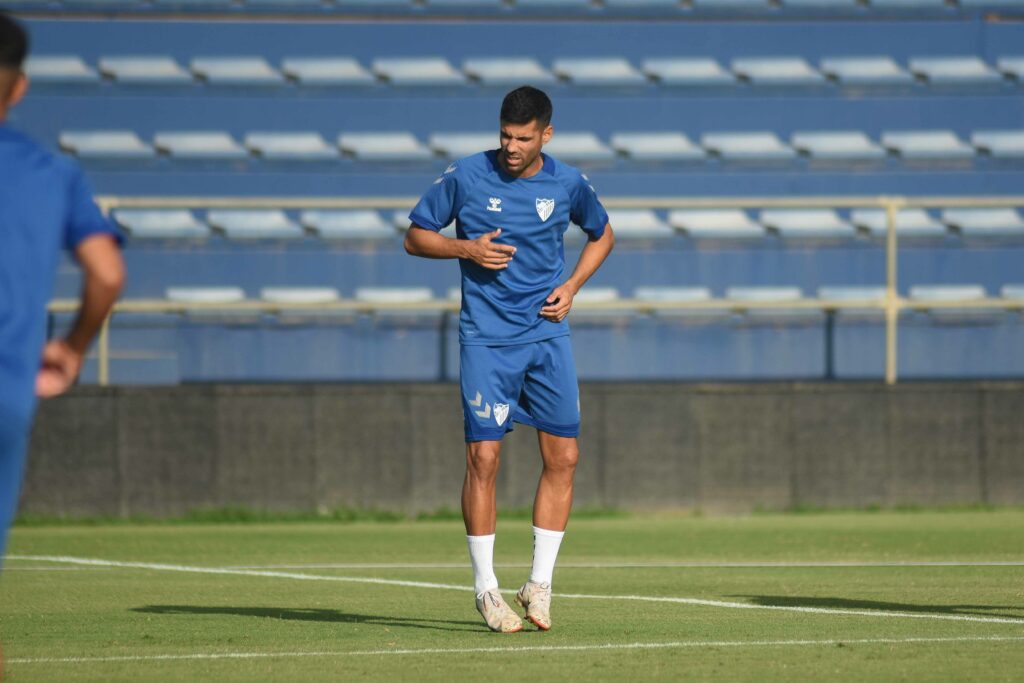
[410,150,608,346]
[0,124,121,424]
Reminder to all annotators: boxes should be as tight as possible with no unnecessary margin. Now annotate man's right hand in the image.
[465,228,516,270]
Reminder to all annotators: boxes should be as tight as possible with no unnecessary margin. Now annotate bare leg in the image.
[532,432,579,531]
[462,440,502,535]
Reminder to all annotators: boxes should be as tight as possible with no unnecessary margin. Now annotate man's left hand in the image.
[540,283,577,323]
[36,339,84,398]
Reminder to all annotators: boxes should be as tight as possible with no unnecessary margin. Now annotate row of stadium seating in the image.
[29,54,1024,88]
[10,0,1024,15]
[59,129,1024,163]
[150,282,1024,312]
[110,208,1024,241]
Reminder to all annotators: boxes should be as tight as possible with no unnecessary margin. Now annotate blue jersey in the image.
[410,150,608,346]
[0,124,122,424]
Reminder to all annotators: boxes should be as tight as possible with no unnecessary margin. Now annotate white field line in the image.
[8,635,1024,666]
[10,554,1024,626]
[218,561,1024,570]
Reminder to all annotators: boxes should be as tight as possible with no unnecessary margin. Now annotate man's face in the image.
[498,119,552,177]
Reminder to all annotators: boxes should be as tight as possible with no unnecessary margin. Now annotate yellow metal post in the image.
[98,315,111,387]
[884,198,901,385]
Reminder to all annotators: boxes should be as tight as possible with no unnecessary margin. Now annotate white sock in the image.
[467,534,499,595]
[530,526,565,586]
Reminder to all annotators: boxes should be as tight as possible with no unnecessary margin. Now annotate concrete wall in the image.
[20,382,1024,517]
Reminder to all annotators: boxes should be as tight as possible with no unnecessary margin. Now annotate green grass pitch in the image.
[2,511,1023,681]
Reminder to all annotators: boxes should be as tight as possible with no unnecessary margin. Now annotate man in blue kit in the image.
[0,13,125,568]
[405,86,615,633]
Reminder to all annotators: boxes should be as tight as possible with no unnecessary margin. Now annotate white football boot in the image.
[475,588,524,633]
[515,581,552,631]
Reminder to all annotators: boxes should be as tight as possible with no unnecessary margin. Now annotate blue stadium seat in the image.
[113,209,210,239]
[371,58,466,86]
[701,132,797,161]
[907,284,993,322]
[551,57,646,86]
[244,132,338,161]
[817,285,886,319]
[780,0,859,6]
[299,210,396,240]
[610,132,707,162]
[354,286,438,319]
[849,208,947,239]
[633,286,725,320]
[543,132,616,163]
[462,57,556,86]
[154,131,248,160]
[691,0,772,8]
[281,57,375,86]
[941,208,1024,238]
[569,286,628,321]
[429,132,496,159]
[516,0,593,6]
[641,58,736,87]
[731,57,826,86]
[1002,284,1024,300]
[868,0,946,8]
[605,210,674,239]
[154,0,234,6]
[207,210,305,240]
[971,130,1024,159]
[338,133,433,161]
[759,209,857,240]
[259,287,342,305]
[791,131,887,161]
[881,130,975,160]
[668,210,765,241]
[725,285,819,321]
[908,56,1003,86]
[59,130,154,159]
[996,57,1024,81]
[98,56,192,84]
[24,55,98,83]
[604,0,683,6]
[190,57,284,86]
[818,56,913,86]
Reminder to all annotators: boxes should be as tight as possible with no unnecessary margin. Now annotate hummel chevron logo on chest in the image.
[487,198,502,212]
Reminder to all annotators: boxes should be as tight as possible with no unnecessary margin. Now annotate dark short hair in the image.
[500,86,552,128]
[0,12,29,70]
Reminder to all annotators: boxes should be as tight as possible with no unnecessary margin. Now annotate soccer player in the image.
[405,86,614,633]
[0,13,125,566]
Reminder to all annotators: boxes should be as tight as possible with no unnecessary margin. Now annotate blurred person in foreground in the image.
[405,86,614,633]
[0,10,124,590]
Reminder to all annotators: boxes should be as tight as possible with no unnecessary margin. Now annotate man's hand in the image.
[465,228,516,270]
[540,282,578,323]
[36,339,85,398]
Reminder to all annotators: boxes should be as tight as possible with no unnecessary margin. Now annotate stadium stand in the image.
[16,13,1024,382]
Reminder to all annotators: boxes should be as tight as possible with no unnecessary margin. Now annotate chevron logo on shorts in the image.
[469,391,491,419]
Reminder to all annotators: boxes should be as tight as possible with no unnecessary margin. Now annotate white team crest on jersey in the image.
[493,403,510,426]
[536,198,555,222]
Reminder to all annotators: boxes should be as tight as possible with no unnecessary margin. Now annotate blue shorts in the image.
[460,335,580,442]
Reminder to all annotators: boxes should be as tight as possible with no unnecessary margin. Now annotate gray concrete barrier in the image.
[20,382,1024,517]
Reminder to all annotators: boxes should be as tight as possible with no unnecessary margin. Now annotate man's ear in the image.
[7,72,28,109]
[542,124,553,145]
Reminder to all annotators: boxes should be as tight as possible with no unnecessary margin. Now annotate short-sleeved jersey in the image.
[0,124,122,423]
[410,150,608,346]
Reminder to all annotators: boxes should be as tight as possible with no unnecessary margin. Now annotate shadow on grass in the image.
[132,605,483,632]
[735,596,1024,620]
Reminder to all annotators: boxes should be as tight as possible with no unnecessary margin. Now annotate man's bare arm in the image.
[36,234,125,398]
[540,224,615,322]
[404,224,516,270]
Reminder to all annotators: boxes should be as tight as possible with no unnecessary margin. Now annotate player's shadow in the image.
[735,595,1024,620]
[132,605,482,632]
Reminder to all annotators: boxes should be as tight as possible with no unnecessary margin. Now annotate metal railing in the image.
[49,194,1024,387]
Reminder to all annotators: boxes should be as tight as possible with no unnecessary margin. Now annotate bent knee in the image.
[466,442,502,477]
